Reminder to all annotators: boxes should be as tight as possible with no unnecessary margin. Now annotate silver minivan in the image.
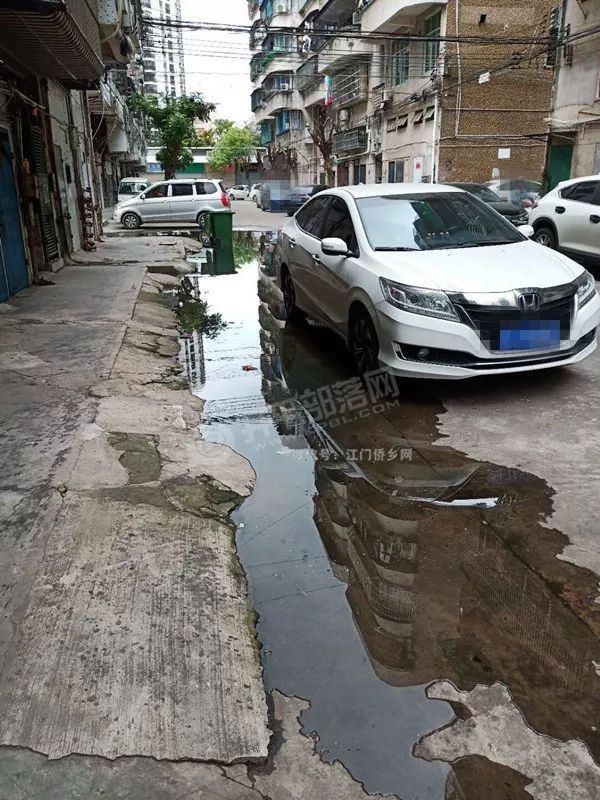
[113,179,230,229]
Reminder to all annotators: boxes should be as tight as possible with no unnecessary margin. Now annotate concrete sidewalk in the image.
[0,238,268,783]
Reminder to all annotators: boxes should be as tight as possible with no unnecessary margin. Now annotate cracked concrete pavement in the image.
[0,235,393,799]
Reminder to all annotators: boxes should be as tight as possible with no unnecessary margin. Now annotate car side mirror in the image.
[321,237,349,257]
[518,224,534,239]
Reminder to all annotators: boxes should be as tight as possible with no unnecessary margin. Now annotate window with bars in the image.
[546,7,562,68]
[424,10,441,73]
[390,39,410,85]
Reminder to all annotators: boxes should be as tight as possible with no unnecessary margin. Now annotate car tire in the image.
[121,212,141,230]
[286,210,294,217]
[228,193,235,201]
[349,307,380,376]
[281,268,305,322]
[533,225,557,249]
[197,211,209,230]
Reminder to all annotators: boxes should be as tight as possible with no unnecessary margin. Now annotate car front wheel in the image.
[121,212,141,230]
[197,211,209,230]
[534,225,557,249]
[349,308,380,375]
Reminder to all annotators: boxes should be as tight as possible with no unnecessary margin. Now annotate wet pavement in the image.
[181,232,600,799]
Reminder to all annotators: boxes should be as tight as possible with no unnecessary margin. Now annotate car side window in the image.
[196,182,217,195]
[321,197,358,253]
[296,196,330,237]
[171,184,194,197]
[561,181,599,204]
[144,184,168,199]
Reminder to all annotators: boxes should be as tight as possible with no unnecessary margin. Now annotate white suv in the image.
[113,179,230,229]
[529,176,600,265]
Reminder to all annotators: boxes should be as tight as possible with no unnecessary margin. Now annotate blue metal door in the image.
[0,127,28,302]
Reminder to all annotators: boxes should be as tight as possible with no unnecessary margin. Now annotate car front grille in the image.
[454,294,574,352]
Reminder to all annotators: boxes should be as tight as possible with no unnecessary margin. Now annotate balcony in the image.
[252,88,266,112]
[296,55,319,94]
[0,0,103,86]
[360,0,447,35]
[317,29,373,74]
[251,47,299,83]
[332,125,368,154]
[263,89,297,118]
[250,20,268,50]
[260,0,292,23]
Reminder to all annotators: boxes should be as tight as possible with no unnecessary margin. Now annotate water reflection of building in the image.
[180,331,206,390]
[256,262,600,782]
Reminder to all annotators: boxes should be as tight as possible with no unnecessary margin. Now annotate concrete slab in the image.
[0,495,269,762]
[158,431,256,497]
[415,681,600,800]
[5,264,145,324]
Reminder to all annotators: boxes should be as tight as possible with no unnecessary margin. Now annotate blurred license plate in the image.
[499,320,561,351]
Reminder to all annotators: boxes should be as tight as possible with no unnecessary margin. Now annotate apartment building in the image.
[0,0,145,299]
[141,0,186,97]
[249,0,562,191]
[545,0,600,186]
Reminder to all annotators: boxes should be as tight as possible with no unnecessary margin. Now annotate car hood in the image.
[374,240,583,293]
[487,200,524,215]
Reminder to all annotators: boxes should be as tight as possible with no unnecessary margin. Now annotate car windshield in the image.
[291,186,314,194]
[466,185,502,203]
[355,192,524,251]
[119,183,137,195]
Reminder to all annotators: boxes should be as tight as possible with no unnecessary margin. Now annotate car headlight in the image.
[379,277,458,321]
[575,270,597,308]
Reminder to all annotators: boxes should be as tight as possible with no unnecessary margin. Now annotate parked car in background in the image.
[249,184,261,204]
[117,178,151,203]
[275,183,599,379]
[113,179,230,229]
[228,185,249,200]
[529,175,600,265]
[284,184,329,216]
[447,183,529,226]
[486,179,542,208]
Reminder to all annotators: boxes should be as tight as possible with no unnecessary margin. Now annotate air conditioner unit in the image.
[382,90,392,104]
[352,12,361,24]
[339,109,350,123]
[280,83,290,91]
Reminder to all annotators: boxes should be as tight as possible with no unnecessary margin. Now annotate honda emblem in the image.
[518,292,541,312]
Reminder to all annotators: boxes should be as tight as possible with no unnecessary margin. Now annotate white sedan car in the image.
[275,184,600,380]
[228,184,249,200]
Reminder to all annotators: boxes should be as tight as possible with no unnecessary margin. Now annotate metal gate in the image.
[0,127,29,302]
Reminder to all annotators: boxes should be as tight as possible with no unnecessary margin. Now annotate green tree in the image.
[208,125,259,184]
[128,93,216,179]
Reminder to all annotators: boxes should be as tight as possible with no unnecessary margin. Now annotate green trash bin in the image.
[208,210,235,275]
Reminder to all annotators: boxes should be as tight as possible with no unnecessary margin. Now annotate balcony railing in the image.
[264,77,294,99]
[332,125,368,154]
[333,68,366,108]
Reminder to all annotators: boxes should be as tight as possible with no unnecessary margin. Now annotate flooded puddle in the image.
[181,233,600,799]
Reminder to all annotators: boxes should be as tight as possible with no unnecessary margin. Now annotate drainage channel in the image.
[181,234,600,799]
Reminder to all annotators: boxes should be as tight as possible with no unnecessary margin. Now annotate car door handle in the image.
[555,206,566,214]
[312,254,322,264]
[288,238,296,249]
[590,215,600,224]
